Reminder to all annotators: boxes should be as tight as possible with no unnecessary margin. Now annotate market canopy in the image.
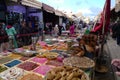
[55,10,63,16]
[21,0,42,9]
[115,0,120,12]
[42,3,55,13]
[11,0,17,2]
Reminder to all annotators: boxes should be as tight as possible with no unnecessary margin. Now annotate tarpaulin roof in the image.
[42,3,55,13]
[21,0,42,9]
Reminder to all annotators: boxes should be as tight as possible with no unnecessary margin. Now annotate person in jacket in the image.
[5,23,18,48]
[115,21,120,46]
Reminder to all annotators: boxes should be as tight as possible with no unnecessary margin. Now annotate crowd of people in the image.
[0,20,94,52]
[0,21,42,52]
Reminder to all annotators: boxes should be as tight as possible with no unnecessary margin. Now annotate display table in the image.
[0,35,97,80]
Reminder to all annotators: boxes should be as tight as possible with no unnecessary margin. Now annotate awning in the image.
[115,4,120,12]
[11,0,18,2]
[55,10,62,16]
[21,0,42,9]
[42,3,55,13]
[62,13,67,18]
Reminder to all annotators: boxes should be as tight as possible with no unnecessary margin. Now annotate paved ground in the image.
[107,37,120,80]
[94,43,115,80]
[94,36,120,80]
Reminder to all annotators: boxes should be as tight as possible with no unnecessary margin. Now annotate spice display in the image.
[63,57,95,69]
[31,57,48,64]
[18,62,39,71]
[5,60,21,67]
[33,65,52,75]
[0,57,13,64]
[9,54,22,59]
[0,65,7,73]
[20,57,30,61]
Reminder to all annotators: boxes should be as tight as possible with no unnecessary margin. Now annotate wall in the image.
[28,12,43,22]
[7,5,26,13]
[59,17,63,25]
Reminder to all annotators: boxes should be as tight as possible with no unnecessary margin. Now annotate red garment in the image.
[92,0,111,34]
[69,25,75,35]
[7,25,12,29]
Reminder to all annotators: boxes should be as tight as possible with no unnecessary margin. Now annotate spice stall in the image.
[0,32,99,80]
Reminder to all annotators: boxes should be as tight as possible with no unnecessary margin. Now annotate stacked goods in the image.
[45,66,89,80]
[63,57,95,69]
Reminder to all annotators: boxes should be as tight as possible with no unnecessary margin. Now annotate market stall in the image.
[42,3,59,34]
[0,32,99,80]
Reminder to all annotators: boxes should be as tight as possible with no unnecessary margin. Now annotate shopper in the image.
[54,24,59,37]
[20,21,30,46]
[38,21,44,41]
[69,23,75,36]
[58,24,63,36]
[5,23,18,48]
[115,21,120,46]
[49,24,53,36]
[28,22,34,44]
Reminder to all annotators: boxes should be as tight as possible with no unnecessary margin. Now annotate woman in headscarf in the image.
[5,23,18,48]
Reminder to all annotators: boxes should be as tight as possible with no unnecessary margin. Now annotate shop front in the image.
[55,10,63,25]
[0,0,7,22]
[42,3,58,33]
[6,0,42,25]
[21,0,42,23]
